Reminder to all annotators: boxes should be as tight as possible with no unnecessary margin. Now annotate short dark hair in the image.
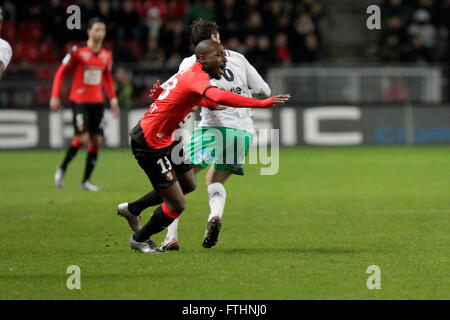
[87,17,105,30]
[190,19,219,46]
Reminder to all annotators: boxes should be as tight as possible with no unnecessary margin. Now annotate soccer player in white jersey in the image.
[117,19,271,250]
[0,6,13,79]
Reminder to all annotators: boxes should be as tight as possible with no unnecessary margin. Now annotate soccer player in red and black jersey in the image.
[50,18,120,191]
[118,40,290,253]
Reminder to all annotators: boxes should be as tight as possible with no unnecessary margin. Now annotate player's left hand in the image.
[149,80,163,100]
[110,98,121,117]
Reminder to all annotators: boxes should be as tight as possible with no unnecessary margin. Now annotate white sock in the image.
[164,218,180,242]
[207,182,227,221]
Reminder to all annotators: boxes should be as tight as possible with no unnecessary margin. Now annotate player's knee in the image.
[167,197,186,213]
[77,134,89,144]
[71,137,84,148]
[88,134,101,146]
[182,180,196,194]
[205,174,227,186]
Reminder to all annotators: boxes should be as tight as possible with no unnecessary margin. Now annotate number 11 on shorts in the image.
[157,157,172,174]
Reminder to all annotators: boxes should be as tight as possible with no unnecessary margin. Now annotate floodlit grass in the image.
[0,147,449,299]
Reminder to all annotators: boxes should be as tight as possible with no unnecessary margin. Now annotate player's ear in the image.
[211,33,219,42]
[198,54,207,65]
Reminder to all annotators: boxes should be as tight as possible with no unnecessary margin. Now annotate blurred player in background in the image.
[0,6,13,79]
[117,19,272,250]
[118,39,290,253]
[50,18,120,191]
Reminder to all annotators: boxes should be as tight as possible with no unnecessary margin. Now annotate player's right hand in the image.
[49,96,61,111]
[272,94,291,105]
[149,80,163,100]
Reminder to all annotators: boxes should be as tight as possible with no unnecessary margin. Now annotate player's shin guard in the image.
[133,203,181,242]
[128,190,191,216]
[207,182,227,221]
[83,144,99,183]
[162,191,191,244]
[60,137,83,170]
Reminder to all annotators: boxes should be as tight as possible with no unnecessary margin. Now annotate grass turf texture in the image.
[0,147,449,300]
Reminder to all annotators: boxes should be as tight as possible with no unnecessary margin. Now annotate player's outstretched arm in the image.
[204,87,290,109]
[198,97,227,110]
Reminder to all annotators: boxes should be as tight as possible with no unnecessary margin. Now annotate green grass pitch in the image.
[0,147,449,300]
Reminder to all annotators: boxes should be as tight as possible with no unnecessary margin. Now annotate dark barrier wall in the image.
[1,105,450,149]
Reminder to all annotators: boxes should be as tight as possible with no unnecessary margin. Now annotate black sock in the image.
[83,151,98,182]
[128,191,163,216]
[60,145,80,171]
[133,206,175,242]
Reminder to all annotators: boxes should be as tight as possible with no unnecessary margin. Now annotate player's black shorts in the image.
[71,102,104,135]
[131,138,192,190]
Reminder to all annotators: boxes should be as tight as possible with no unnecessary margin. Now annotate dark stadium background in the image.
[0,0,449,110]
